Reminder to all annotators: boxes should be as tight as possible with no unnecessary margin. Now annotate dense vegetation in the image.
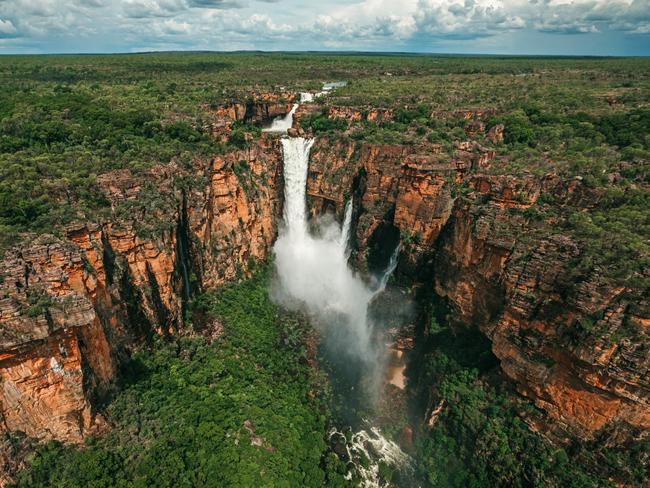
[408,317,649,487]
[11,272,345,487]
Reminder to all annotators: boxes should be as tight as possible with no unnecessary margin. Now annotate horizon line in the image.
[0,49,649,59]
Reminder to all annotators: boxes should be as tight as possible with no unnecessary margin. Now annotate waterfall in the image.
[300,92,314,103]
[280,137,313,237]
[274,138,375,362]
[274,133,403,363]
[263,103,299,133]
[374,243,401,296]
[273,131,412,487]
[340,198,353,258]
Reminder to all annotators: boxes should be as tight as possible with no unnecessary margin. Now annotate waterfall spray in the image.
[273,134,403,370]
[273,138,376,360]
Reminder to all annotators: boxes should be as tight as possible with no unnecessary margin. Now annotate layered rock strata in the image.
[0,138,283,443]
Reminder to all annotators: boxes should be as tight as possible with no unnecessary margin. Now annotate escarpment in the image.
[0,96,647,461]
[434,180,649,443]
[0,137,283,444]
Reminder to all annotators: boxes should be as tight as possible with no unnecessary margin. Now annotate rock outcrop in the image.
[0,138,283,445]
[305,134,649,446]
[0,237,114,442]
[207,92,296,140]
[434,183,649,443]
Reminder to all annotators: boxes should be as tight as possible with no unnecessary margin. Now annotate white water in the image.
[273,137,401,363]
[262,103,298,133]
[300,92,314,103]
[273,137,376,359]
[323,81,348,91]
[274,137,399,364]
[301,88,330,103]
[329,424,414,488]
[280,137,313,235]
[340,198,353,259]
[373,244,401,296]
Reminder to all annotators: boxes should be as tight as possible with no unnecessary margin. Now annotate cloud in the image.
[0,0,648,54]
[413,0,525,39]
[122,0,186,18]
[160,18,192,34]
[77,0,106,7]
[0,18,17,37]
[187,0,244,8]
[121,0,244,19]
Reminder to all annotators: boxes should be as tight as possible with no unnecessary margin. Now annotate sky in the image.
[0,0,649,55]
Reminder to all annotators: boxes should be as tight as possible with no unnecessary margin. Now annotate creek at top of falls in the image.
[263,86,339,134]
[262,103,299,133]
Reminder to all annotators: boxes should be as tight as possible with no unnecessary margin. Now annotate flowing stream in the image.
[272,130,413,487]
[262,103,299,133]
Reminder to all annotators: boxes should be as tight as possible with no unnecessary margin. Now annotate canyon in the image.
[0,92,648,482]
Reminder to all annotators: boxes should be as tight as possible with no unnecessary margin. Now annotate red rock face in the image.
[305,136,649,445]
[1,330,101,443]
[307,139,492,261]
[435,188,649,443]
[0,238,114,442]
[190,137,283,287]
[0,138,283,444]
[394,166,452,247]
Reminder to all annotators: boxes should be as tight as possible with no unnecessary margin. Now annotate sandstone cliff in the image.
[0,138,283,445]
[305,128,648,446]
[434,177,649,443]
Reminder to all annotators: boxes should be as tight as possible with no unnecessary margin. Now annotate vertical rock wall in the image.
[0,138,283,444]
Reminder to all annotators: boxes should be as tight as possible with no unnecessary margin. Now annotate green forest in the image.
[10,272,648,487]
[1,53,648,289]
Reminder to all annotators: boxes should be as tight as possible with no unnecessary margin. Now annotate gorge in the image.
[0,54,648,487]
